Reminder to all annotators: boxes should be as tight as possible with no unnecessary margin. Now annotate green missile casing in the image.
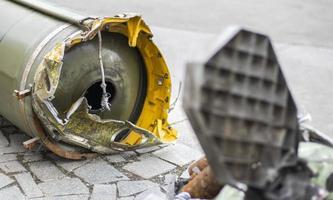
[0,0,177,159]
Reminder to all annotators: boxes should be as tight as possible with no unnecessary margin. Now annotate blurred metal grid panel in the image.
[183,27,299,188]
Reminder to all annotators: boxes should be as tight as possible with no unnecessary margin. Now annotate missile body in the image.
[0,0,177,159]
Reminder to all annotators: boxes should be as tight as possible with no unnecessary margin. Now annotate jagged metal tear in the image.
[31,18,164,154]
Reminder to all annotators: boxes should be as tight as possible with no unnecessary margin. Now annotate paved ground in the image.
[1,0,333,199]
[0,116,203,200]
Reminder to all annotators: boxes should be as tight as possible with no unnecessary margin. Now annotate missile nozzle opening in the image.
[84,80,116,111]
[29,17,177,156]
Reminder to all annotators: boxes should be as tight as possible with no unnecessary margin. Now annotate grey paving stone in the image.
[0,145,27,154]
[119,197,135,200]
[179,169,190,179]
[38,178,89,196]
[34,195,90,200]
[8,133,30,153]
[163,174,177,199]
[91,184,117,200]
[15,172,43,198]
[134,187,167,200]
[171,120,203,152]
[120,151,137,160]
[123,155,176,179]
[29,161,66,181]
[159,144,169,148]
[0,131,9,147]
[0,185,25,200]
[55,159,90,172]
[153,143,203,166]
[74,159,128,184]
[0,160,26,173]
[9,133,30,146]
[0,154,17,163]
[105,154,126,163]
[0,173,14,189]
[22,153,44,163]
[0,132,29,151]
[117,180,157,197]
[135,146,160,154]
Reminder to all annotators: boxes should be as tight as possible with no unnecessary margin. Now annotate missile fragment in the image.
[0,0,177,159]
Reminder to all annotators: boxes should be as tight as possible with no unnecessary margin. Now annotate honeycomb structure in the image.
[183,28,299,188]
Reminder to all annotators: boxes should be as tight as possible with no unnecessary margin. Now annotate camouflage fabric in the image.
[215,142,333,199]
[299,142,333,199]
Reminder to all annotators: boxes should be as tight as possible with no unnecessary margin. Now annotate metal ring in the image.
[19,23,71,136]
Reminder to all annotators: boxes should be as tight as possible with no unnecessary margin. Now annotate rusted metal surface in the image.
[32,114,97,160]
[14,89,31,100]
[182,166,223,199]
[180,157,222,199]
[188,157,208,177]
[23,137,40,150]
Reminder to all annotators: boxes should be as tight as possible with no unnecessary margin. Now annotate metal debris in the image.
[0,0,177,159]
[181,27,332,199]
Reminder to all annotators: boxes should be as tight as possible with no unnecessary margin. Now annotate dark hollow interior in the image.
[84,80,116,111]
